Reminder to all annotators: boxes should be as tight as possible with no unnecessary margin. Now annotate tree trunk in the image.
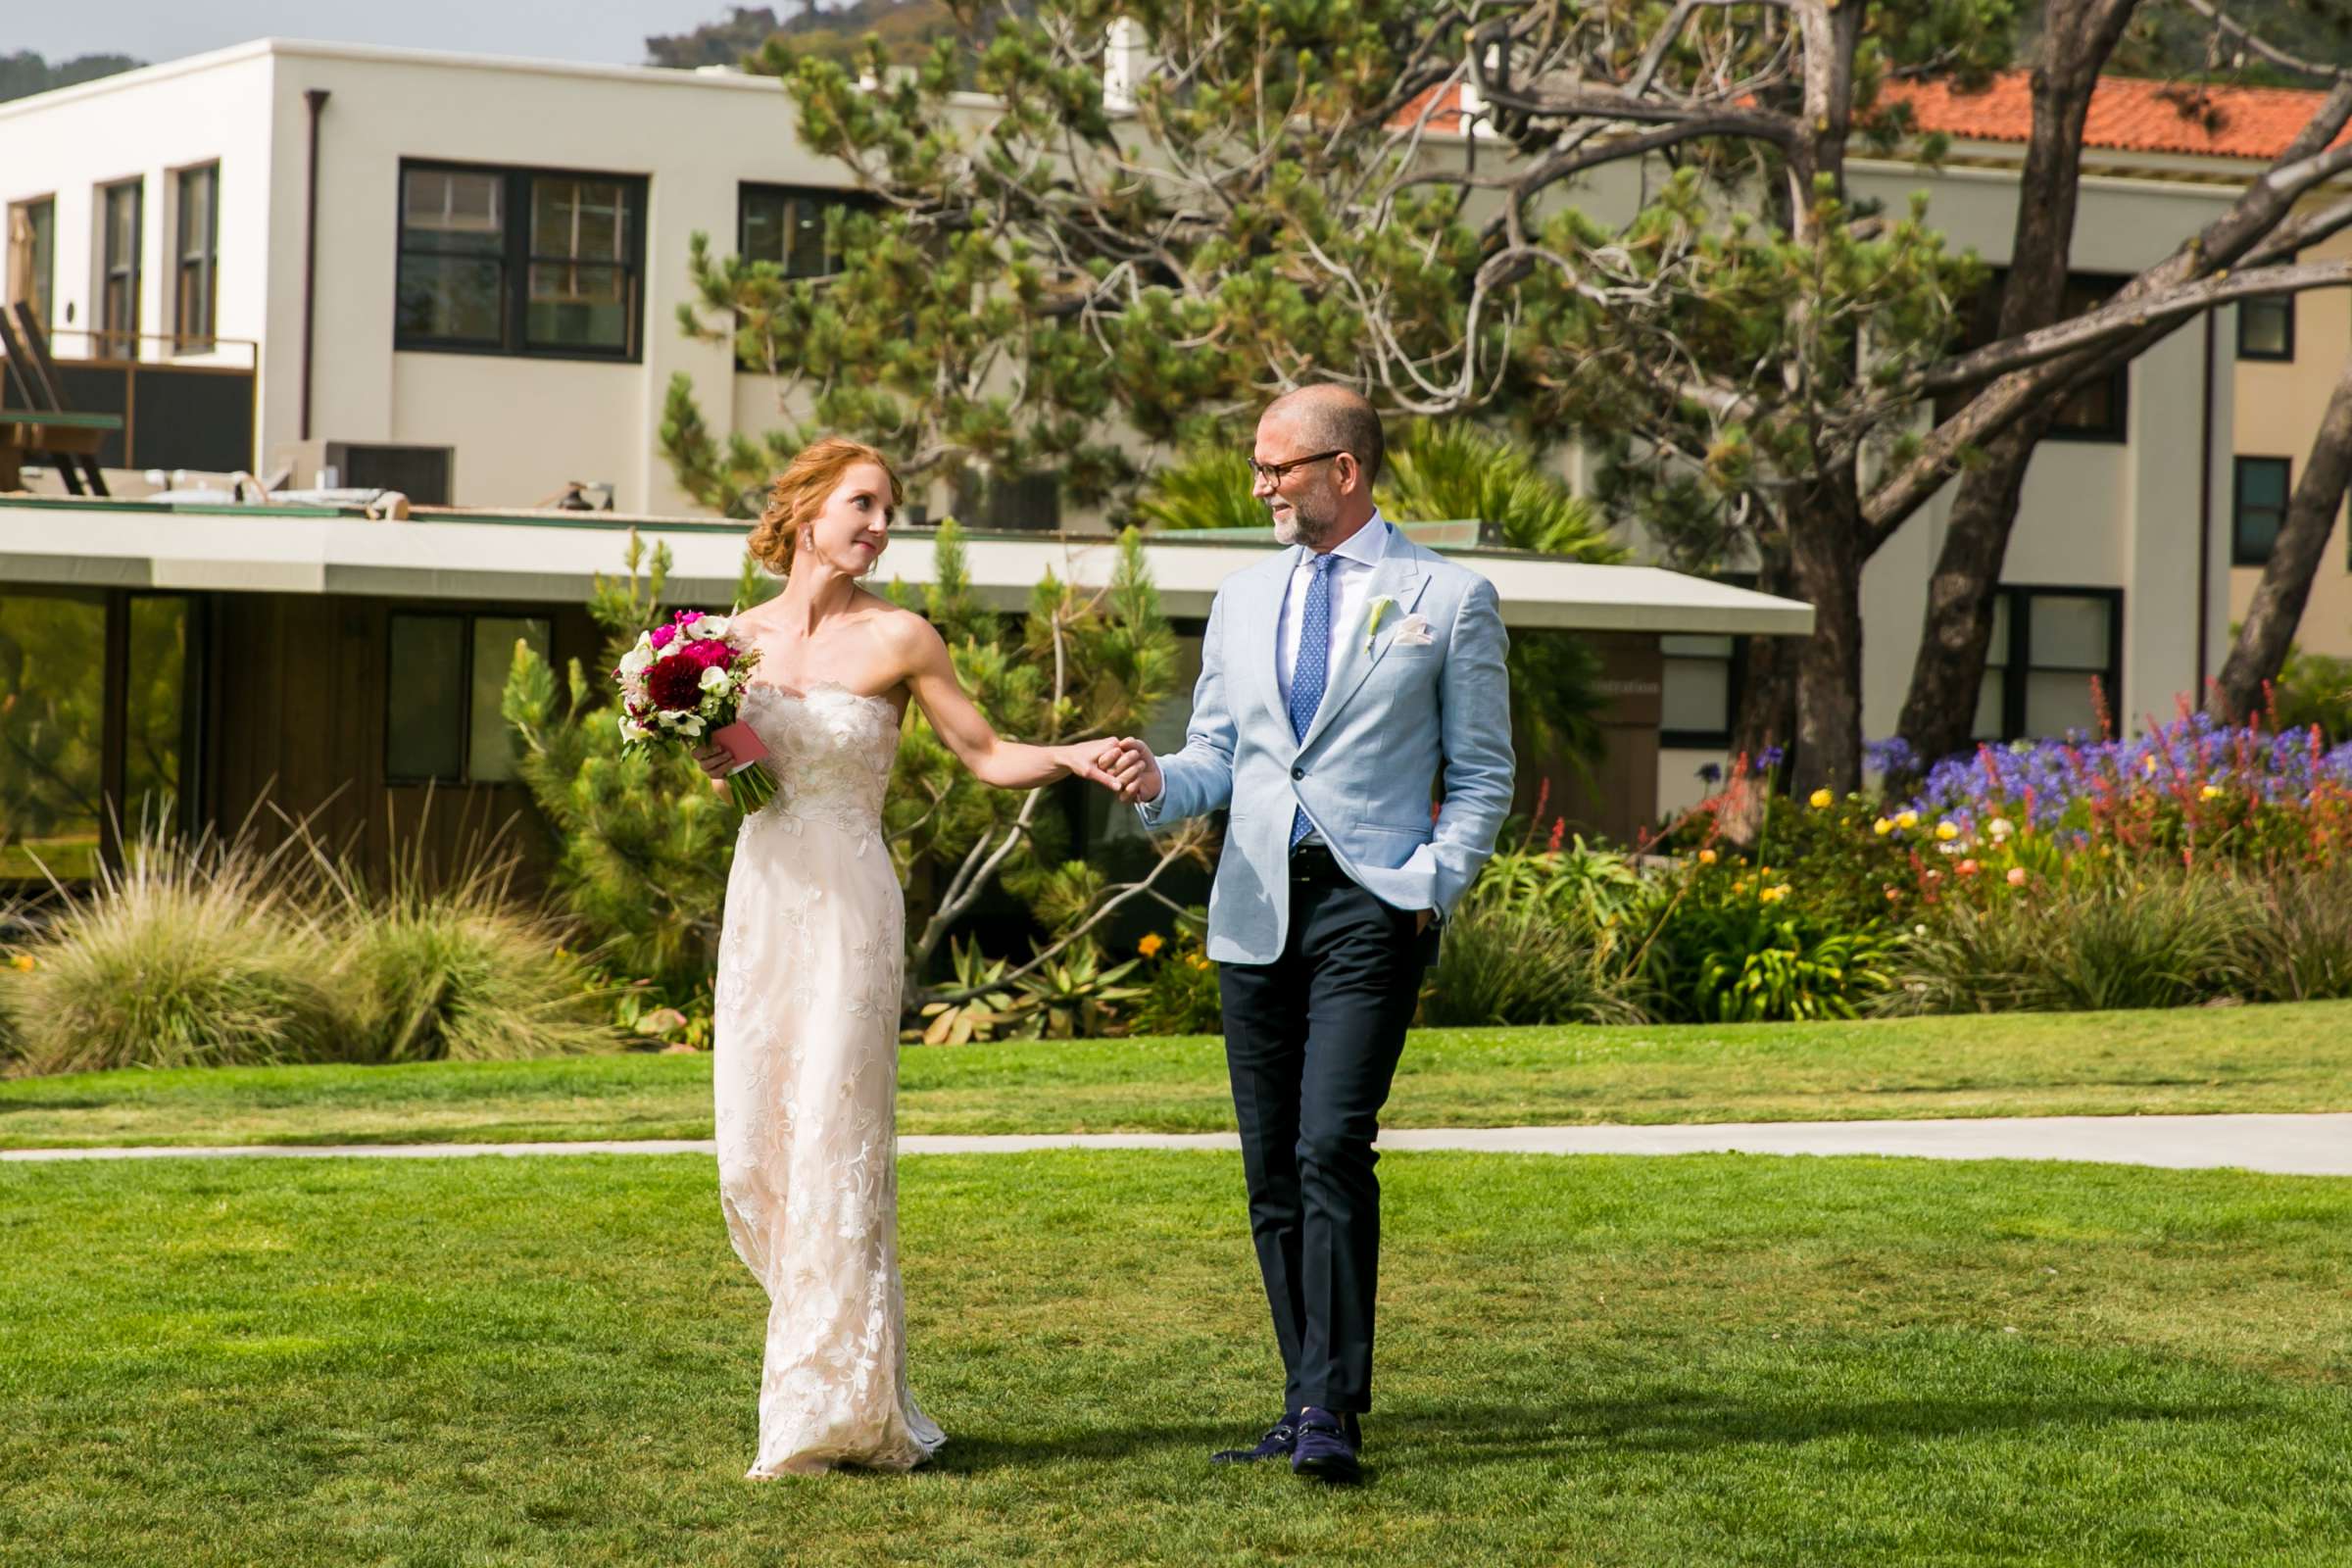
[1889,0,2136,777]
[1888,410,2051,782]
[1789,480,1868,797]
[1719,538,1798,851]
[2207,352,2352,723]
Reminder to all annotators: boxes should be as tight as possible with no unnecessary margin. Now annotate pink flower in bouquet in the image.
[684,639,733,669]
[649,623,679,651]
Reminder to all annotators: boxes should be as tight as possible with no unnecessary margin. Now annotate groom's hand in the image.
[1103,738,1162,806]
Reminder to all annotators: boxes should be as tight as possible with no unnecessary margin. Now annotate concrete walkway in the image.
[5,1113,2348,1175]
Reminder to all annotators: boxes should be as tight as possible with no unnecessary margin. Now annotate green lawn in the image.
[4,1001,2351,1151]
[2,1150,2346,1565]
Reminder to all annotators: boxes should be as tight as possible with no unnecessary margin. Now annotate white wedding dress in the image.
[711,681,946,1477]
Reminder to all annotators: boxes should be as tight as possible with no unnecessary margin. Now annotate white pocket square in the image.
[1390,613,1434,647]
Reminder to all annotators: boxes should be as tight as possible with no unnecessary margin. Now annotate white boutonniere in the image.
[1363,595,1396,652]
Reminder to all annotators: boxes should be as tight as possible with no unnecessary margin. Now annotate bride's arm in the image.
[894,613,1122,791]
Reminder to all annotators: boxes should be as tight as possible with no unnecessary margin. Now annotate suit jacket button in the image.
[1291,766,1303,779]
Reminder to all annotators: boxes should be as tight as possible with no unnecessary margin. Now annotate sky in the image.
[15,0,756,71]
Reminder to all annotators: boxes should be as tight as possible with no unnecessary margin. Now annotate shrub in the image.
[320,846,614,1064]
[1129,927,1223,1037]
[1629,865,1898,1023]
[1886,866,2259,1014]
[1,824,352,1074]
[2231,861,2352,1004]
[1420,897,1645,1027]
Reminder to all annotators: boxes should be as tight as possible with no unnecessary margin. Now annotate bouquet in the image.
[614,610,778,812]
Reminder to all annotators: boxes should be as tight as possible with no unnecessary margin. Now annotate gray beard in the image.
[1271,509,1330,549]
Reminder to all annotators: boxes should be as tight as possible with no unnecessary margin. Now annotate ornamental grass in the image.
[311,832,615,1065]
[1,808,614,1077]
[0,818,351,1074]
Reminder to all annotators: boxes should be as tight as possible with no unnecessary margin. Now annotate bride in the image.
[693,436,1117,1478]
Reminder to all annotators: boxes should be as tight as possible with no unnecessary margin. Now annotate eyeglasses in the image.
[1249,450,1348,486]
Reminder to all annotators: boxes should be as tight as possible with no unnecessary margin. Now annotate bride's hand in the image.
[1060,741,1125,790]
[691,741,733,781]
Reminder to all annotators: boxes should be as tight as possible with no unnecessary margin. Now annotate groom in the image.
[1103,386,1513,1483]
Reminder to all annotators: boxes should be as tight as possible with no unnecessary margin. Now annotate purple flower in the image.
[1696,762,1723,786]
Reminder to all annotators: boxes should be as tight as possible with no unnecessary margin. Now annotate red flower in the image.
[645,651,708,710]
[684,638,733,669]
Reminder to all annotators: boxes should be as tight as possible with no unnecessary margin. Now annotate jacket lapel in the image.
[1296,530,1430,756]
[1250,546,1302,729]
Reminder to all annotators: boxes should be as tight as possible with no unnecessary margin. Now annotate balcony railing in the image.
[19,328,258,473]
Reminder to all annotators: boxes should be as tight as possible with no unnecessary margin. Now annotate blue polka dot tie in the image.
[1288,553,1338,849]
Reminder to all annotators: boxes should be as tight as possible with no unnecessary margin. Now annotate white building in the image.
[1,42,2342,832]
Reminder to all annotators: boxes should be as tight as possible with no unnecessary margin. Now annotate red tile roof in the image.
[1396,72,2347,163]
[1881,71,2348,161]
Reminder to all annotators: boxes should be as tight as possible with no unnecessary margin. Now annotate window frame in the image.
[1970,584,2126,744]
[1937,269,2131,445]
[736,181,874,279]
[2231,455,2293,568]
[98,177,143,357]
[381,609,552,787]
[2236,291,2295,363]
[172,162,219,355]
[5,195,54,327]
[1658,632,1748,750]
[393,159,650,364]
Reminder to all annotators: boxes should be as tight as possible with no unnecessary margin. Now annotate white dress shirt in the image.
[1276,512,1393,706]
[1275,513,1391,847]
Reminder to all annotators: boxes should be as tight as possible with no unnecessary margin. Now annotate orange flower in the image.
[1137,932,1166,958]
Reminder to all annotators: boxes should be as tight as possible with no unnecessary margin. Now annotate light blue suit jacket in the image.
[1138,523,1516,965]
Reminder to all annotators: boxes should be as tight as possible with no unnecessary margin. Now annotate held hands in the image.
[1090,737,1162,806]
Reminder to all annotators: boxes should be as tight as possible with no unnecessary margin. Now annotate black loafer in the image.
[1291,1406,1361,1484]
[1211,1414,1298,1464]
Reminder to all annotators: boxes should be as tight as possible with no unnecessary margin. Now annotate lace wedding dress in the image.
[711,681,946,1478]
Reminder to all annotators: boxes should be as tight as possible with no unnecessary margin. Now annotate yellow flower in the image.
[2199,784,2224,801]
[1698,848,1717,864]
[2143,755,2159,774]
[6,954,30,972]
[1935,821,1960,842]
[1895,809,1919,829]
[1808,788,1834,808]
[1873,816,1893,837]
[1760,884,1790,904]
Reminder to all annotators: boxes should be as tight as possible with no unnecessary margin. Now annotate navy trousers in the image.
[1215,848,1434,1415]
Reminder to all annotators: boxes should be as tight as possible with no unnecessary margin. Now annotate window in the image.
[1972,587,2122,743]
[326,442,454,506]
[2233,456,2292,566]
[384,612,552,784]
[395,161,647,360]
[952,469,1061,531]
[1937,270,2130,443]
[1659,633,1740,748]
[739,183,872,279]
[5,197,53,326]
[2238,293,2294,362]
[173,164,219,353]
[99,178,142,357]
[0,590,199,883]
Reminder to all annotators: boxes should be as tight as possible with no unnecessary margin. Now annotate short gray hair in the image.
[1266,385,1385,486]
